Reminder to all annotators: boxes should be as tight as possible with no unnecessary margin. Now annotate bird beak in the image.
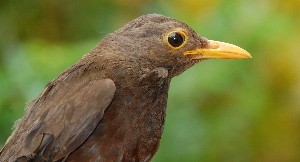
[183,40,252,59]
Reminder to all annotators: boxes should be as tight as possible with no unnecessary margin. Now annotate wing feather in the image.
[0,78,116,162]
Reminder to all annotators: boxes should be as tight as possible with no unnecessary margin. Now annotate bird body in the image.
[0,14,251,161]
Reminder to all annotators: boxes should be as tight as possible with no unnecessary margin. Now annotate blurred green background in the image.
[1,0,300,161]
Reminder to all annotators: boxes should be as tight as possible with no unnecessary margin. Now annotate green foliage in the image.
[1,0,300,161]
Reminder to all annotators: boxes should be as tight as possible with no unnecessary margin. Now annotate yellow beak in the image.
[183,40,252,59]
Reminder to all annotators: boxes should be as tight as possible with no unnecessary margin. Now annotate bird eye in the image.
[168,32,185,48]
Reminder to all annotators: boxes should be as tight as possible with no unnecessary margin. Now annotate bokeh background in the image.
[1,0,300,161]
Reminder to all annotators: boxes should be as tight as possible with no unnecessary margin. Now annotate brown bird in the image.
[0,14,251,162]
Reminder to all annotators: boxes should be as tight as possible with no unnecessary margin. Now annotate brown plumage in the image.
[0,14,251,162]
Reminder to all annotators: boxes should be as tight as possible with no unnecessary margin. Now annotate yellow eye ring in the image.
[164,29,188,49]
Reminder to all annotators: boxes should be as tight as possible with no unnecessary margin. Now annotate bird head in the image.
[96,14,251,77]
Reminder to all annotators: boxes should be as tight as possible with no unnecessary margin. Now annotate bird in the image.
[0,14,251,162]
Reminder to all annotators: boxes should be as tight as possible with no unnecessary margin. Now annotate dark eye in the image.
[168,32,185,47]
